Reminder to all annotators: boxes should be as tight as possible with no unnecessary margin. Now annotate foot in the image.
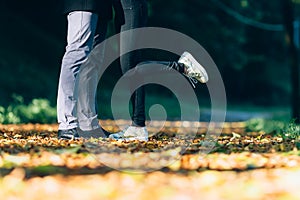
[109,126,148,141]
[178,51,209,84]
[77,127,110,139]
[58,128,79,140]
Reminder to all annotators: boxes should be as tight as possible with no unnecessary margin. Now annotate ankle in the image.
[131,122,145,128]
[172,62,185,74]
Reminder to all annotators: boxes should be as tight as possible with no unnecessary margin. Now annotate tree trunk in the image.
[282,0,300,123]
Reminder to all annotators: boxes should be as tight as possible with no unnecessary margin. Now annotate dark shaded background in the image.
[0,0,299,120]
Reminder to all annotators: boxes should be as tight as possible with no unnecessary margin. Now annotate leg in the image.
[120,0,148,127]
[108,0,148,141]
[76,20,108,133]
[134,53,209,86]
[109,53,209,141]
[57,11,98,131]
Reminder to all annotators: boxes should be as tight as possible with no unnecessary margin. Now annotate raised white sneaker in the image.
[109,126,148,142]
[178,51,209,84]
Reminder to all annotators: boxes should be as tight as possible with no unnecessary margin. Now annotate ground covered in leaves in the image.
[0,120,300,200]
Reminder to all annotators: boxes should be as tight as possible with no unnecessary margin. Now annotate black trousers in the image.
[120,0,148,126]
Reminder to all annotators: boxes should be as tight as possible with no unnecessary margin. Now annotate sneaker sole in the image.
[124,137,148,142]
[109,135,148,142]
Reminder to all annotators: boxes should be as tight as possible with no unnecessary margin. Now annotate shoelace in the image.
[183,60,200,88]
[183,74,198,88]
[164,62,198,88]
[162,62,177,72]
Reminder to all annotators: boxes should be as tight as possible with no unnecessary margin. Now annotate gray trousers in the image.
[57,11,106,130]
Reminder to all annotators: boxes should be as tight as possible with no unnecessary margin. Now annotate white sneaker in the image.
[109,126,148,141]
[178,51,209,84]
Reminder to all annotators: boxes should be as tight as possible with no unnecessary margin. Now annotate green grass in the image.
[246,118,300,140]
[0,95,56,124]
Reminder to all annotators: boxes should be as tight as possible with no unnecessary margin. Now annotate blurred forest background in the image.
[0,0,299,123]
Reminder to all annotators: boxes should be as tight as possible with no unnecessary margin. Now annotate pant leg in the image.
[120,0,148,72]
[133,61,185,75]
[76,21,108,131]
[57,11,98,130]
[120,0,148,127]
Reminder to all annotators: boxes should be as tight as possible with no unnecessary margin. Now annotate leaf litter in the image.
[0,121,300,199]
